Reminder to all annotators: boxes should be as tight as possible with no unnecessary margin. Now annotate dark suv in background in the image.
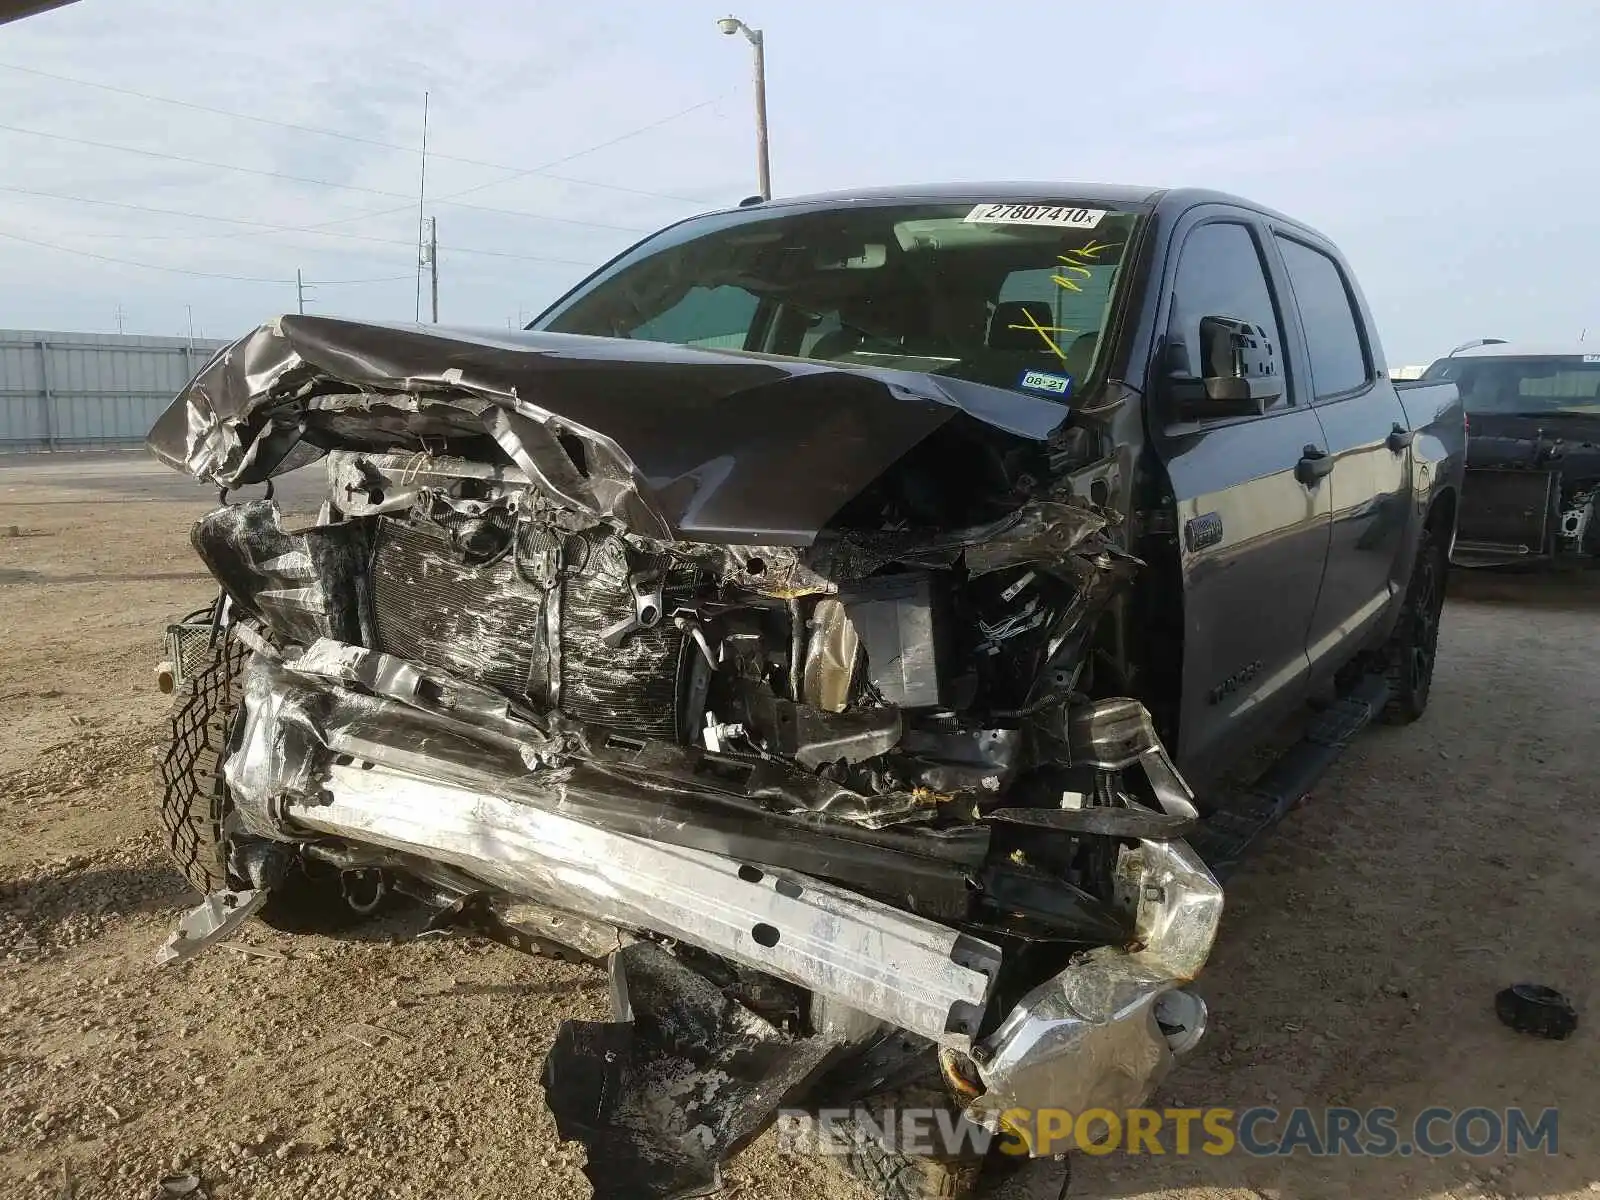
[1423,341,1600,568]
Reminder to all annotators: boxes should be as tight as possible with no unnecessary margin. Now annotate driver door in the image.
[1147,212,1333,785]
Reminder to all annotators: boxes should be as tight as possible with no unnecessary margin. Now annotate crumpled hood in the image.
[147,315,1070,545]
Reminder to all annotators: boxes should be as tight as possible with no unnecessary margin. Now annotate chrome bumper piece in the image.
[966,836,1223,1151]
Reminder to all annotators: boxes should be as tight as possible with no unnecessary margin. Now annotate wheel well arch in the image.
[1426,485,1458,541]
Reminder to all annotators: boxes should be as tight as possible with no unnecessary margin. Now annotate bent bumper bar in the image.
[289,760,999,1048]
[221,652,1220,1126]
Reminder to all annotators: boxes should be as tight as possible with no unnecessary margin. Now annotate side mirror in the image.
[1166,316,1284,420]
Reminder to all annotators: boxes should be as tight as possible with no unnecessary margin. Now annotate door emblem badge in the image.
[1184,511,1225,552]
[1207,659,1263,705]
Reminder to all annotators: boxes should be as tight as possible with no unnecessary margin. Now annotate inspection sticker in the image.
[1018,369,1073,396]
[965,203,1105,229]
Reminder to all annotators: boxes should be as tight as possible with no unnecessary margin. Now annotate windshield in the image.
[535,200,1140,400]
[1422,354,1600,416]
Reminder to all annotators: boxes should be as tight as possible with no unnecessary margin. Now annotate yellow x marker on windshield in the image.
[1007,311,1078,361]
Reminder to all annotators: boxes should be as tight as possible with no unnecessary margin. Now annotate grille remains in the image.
[369,516,685,739]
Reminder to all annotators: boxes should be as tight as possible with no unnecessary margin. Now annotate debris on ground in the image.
[1495,983,1579,1040]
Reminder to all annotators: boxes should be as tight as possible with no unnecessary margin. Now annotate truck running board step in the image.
[1189,674,1390,879]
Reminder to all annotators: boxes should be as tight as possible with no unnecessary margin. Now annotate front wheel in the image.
[154,632,385,932]
[1380,524,1447,725]
[820,1081,1070,1199]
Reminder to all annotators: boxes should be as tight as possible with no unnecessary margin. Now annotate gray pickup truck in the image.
[147,183,1463,1199]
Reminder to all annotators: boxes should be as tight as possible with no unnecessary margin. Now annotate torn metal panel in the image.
[899,726,1024,795]
[738,686,903,771]
[807,499,1109,582]
[541,942,840,1199]
[147,315,1068,544]
[190,501,368,647]
[1063,697,1201,819]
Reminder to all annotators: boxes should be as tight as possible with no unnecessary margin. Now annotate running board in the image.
[1188,674,1390,879]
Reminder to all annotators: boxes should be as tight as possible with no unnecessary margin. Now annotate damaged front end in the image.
[150,317,1221,1195]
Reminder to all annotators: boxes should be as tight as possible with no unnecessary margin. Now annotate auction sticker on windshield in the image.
[965,203,1106,229]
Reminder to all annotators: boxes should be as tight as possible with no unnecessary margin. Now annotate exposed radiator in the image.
[370,517,553,699]
[558,539,686,740]
[368,517,685,739]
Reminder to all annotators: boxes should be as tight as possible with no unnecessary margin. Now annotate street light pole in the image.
[718,16,771,200]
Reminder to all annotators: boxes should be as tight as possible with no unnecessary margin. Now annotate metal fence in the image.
[0,329,230,452]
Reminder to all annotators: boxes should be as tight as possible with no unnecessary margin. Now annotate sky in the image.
[0,0,1596,364]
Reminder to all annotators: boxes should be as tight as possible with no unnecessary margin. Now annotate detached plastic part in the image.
[1495,984,1578,1040]
[154,888,271,966]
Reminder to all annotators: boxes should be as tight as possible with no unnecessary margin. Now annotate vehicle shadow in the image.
[0,567,213,586]
[0,859,195,952]
[1448,567,1600,610]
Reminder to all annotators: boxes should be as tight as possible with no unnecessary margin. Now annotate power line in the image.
[0,59,712,205]
[0,184,607,266]
[427,98,725,205]
[0,121,660,234]
[0,226,415,284]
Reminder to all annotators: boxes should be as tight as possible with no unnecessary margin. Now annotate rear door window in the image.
[1275,237,1370,398]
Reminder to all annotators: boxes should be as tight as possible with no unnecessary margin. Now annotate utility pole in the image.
[717,16,771,200]
[113,304,125,335]
[414,91,430,323]
[296,269,314,315]
[429,217,439,323]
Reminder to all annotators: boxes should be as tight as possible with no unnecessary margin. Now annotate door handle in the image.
[1387,423,1416,453]
[1296,444,1335,488]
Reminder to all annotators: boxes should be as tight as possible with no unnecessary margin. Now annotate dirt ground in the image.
[2,450,1596,1200]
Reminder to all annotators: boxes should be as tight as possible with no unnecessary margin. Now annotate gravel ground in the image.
[2,451,1597,1200]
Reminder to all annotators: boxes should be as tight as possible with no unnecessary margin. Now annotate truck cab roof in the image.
[731,182,1311,229]
[1447,341,1597,359]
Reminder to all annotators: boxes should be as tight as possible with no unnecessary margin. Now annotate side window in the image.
[798,310,842,356]
[629,284,759,350]
[1170,222,1287,407]
[1275,237,1369,397]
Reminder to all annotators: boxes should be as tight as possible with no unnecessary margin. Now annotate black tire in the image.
[825,1084,993,1200]
[156,634,248,895]
[155,633,380,932]
[1380,523,1447,725]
